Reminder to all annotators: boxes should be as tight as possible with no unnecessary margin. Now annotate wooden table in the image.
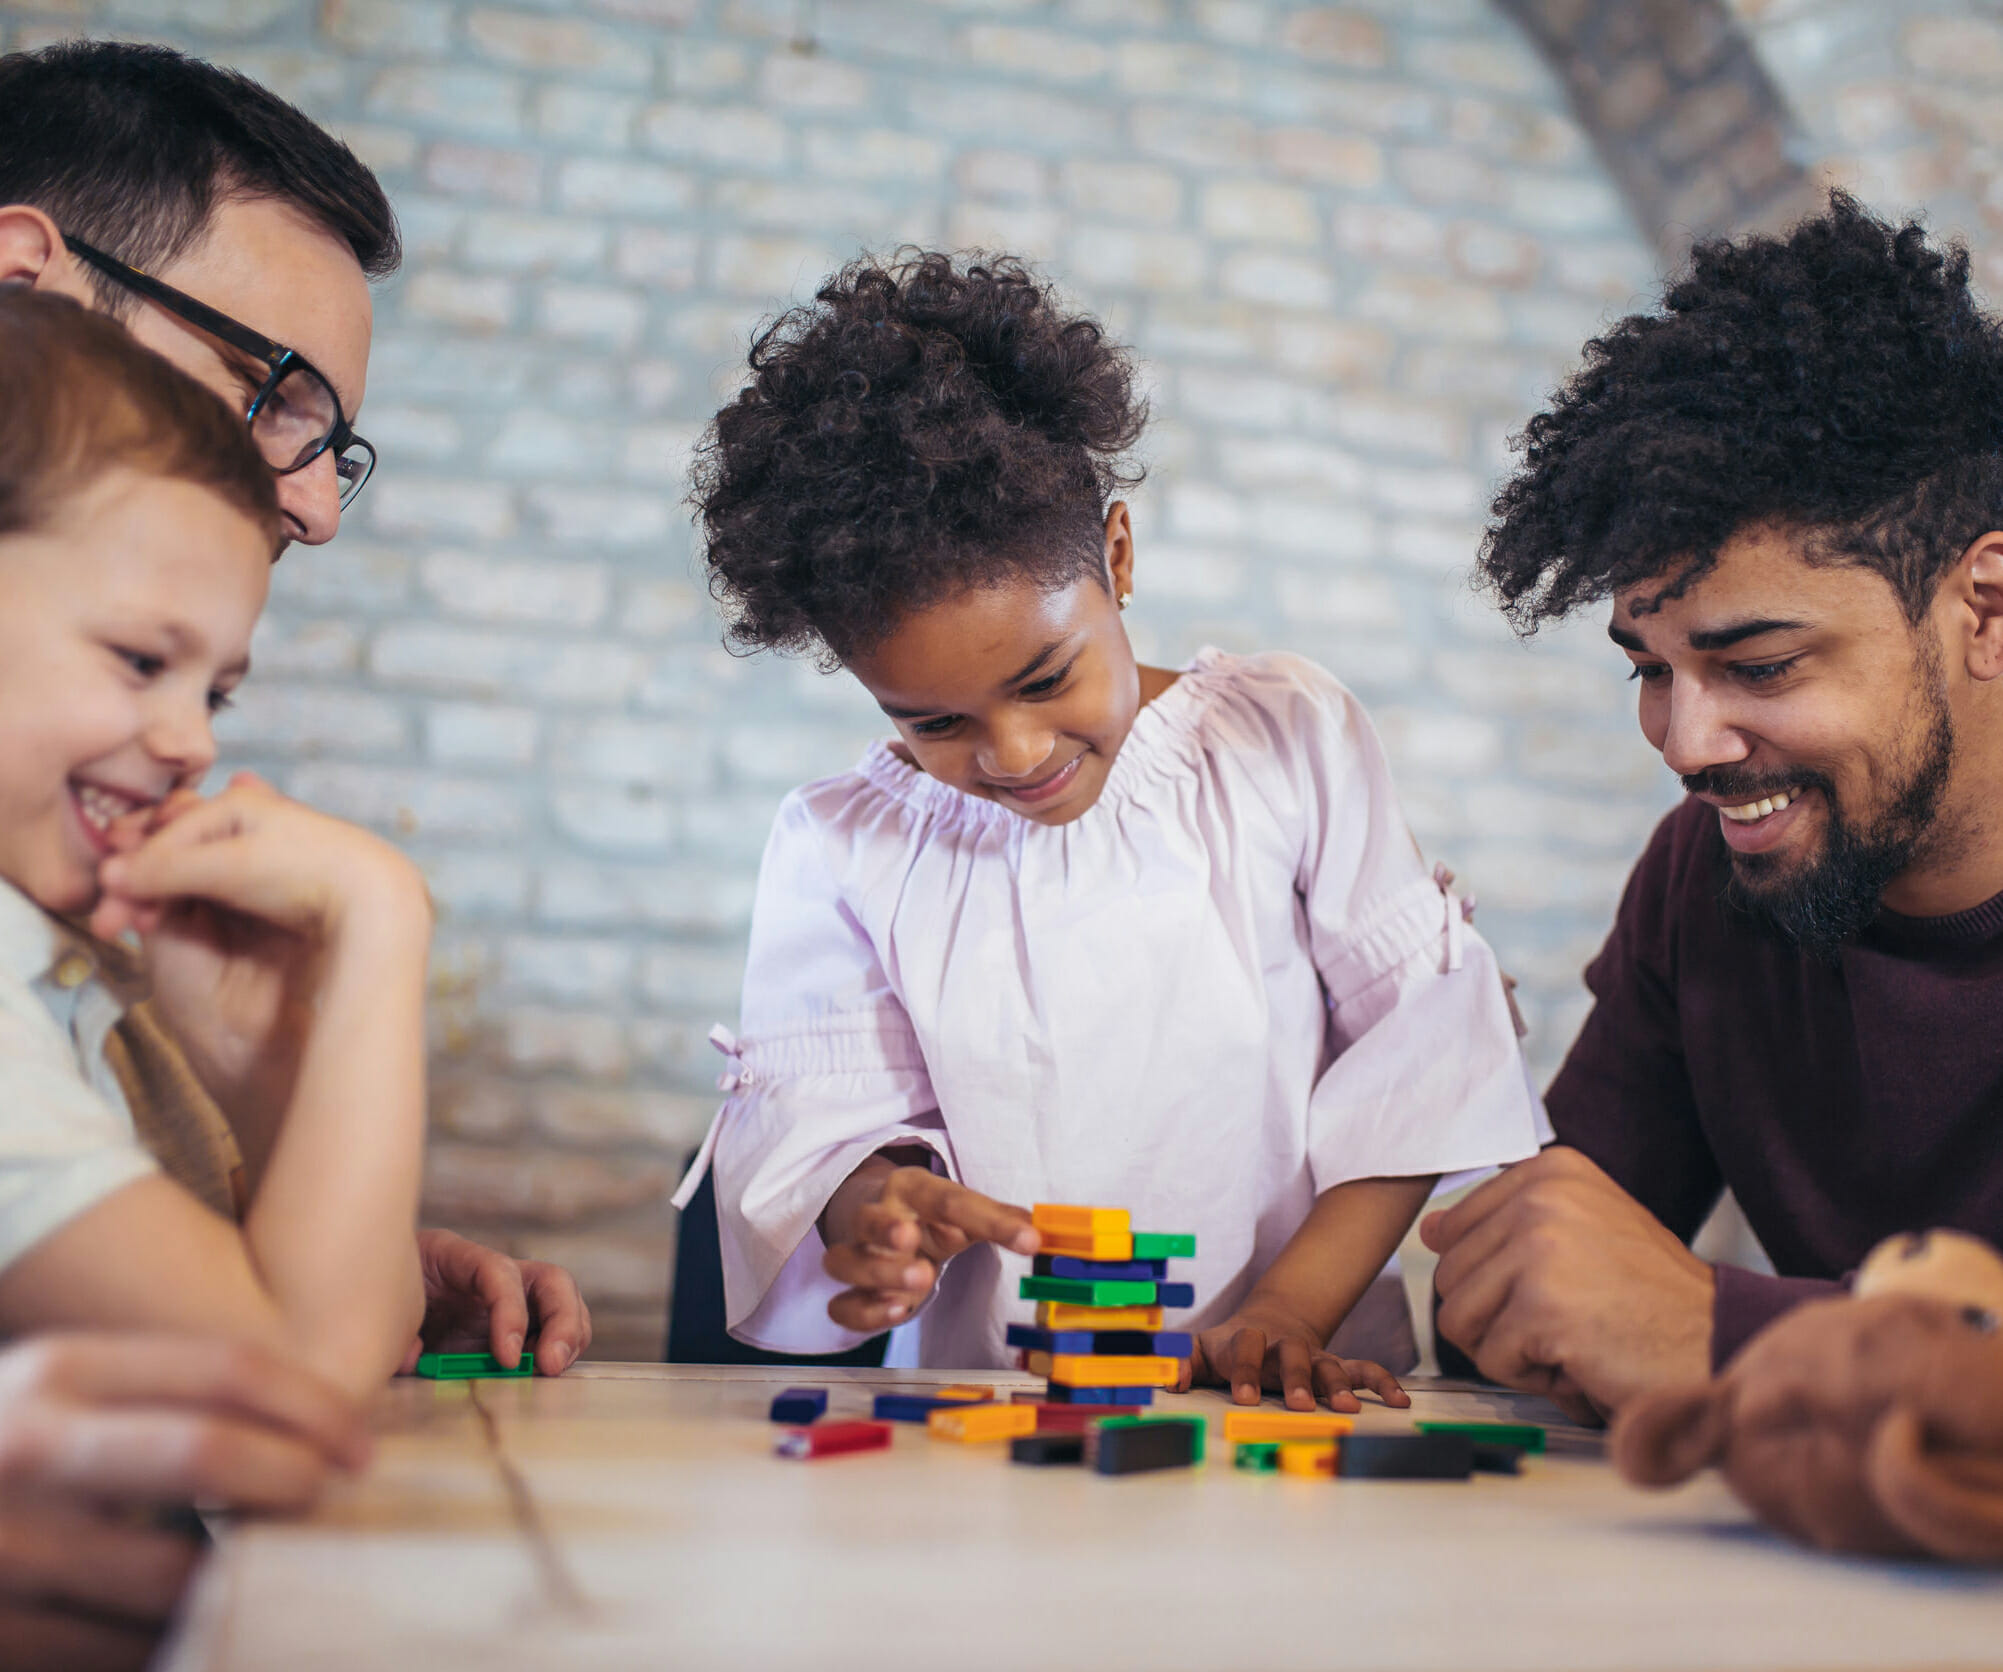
[163,1364,2003,1670]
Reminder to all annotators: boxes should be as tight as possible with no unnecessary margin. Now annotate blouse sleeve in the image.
[672,787,955,1356]
[1259,659,1549,1188]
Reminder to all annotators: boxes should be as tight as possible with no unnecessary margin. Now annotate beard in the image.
[1686,672,1957,961]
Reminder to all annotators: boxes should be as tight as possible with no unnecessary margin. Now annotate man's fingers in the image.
[0,1505,201,1628]
[886,1172,1038,1255]
[0,1599,162,1672]
[1420,1155,1543,1254]
[520,1261,591,1375]
[418,1231,530,1368]
[0,1337,369,1472]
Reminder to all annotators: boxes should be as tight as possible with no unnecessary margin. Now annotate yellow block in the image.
[1031,1203,1131,1236]
[1278,1441,1338,1478]
[1037,1230,1135,1260]
[1036,1302,1164,1330]
[1044,1354,1183,1388]
[928,1403,1038,1443]
[1222,1411,1356,1444]
[936,1384,994,1403]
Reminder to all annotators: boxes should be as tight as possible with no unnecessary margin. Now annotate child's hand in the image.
[1185,1297,1410,1413]
[822,1164,1039,1333]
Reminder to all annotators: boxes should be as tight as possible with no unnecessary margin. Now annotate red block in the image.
[775,1420,892,1460]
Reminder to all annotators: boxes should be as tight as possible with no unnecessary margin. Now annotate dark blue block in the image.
[1033,1255,1169,1282]
[1155,1282,1194,1308]
[769,1387,827,1424]
[1042,1384,1155,1406]
[1006,1325,1193,1357]
[872,1393,956,1424]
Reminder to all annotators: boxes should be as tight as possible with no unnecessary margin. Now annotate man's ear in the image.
[1947,531,2003,683]
[0,204,82,294]
[1103,500,1134,600]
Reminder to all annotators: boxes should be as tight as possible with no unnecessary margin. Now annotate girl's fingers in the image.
[890,1172,1039,1255]
[1338,1355,1408,1408]
[1272,1337,1317,1411]
[1222,1327,1267,1405]
[854,1202,923,1253]
[1311,1355,1364,1414]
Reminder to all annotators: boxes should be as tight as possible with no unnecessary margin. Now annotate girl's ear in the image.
[1867,1404,2003,1562]
[1103,501,1135,601]
[1612,1383,1731,1487]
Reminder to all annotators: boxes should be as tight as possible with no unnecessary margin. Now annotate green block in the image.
[1097,1413,1208,1464]
[414,1351,535,1380]
[1234,1441,1280,1473]
[1019,1276,1160,1306]
[1132,1232,1196,1259]
[1414,1420,1545,1454]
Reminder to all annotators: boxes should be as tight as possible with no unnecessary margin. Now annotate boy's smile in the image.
[0,469,270,915]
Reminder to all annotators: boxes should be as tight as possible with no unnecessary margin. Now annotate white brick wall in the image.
[4,0,1699,1357]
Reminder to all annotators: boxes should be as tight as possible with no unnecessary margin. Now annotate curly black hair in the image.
[1479,192,2003,632]
[693,251,1147,664]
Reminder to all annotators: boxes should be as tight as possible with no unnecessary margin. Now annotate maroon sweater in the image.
[1545,794,2003,1368]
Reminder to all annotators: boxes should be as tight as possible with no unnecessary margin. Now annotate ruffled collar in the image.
[850,646,1238,833]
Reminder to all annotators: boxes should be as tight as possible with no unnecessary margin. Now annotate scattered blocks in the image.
[1337,1433,1475,1480]
[414,1351,534,1379]
[1032,1204,1130,1236]
[774,1420,891,1460]
[1011,1432,1086,1466]
[1086,1415,1205,1475]
[935,1384,994,1403]
[928,1403,1039,1443]
[1279,1441,1338,1478]
[1234,1441,1281,1473]
[873,1393,957,1424]
[1414,1420,1547,1455]
[1221,1411,1355,1445]
[1032,1256,1169,1282]
[1470,1444,1525,1476]
[769,1387,827,1424]
[1010,1400,1147,1431]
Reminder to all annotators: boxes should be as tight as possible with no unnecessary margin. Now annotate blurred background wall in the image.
[2,0,1993,1357]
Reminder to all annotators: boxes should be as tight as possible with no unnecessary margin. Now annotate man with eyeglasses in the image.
[0,45,596,1658]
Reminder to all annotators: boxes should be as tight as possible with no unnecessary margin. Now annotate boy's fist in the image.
[823,1167,1038,1334]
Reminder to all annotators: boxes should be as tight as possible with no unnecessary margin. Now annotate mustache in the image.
[1682,765,1834,802]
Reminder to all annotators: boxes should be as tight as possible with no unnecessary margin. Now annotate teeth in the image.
[1719,789,1794,824]
[74,784,142,833]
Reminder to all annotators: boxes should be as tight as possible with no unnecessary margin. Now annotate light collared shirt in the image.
[0,877,159,1276]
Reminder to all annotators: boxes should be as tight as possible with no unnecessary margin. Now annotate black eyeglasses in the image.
[62,232,375,511]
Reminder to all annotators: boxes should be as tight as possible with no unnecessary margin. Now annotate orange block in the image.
[927,1402,1038,1443]
[936,1384,994,1403]
[1037,1230,1136,1261]
[1222,1411,1356,1445]
[1043,1354,1183,1388]
[1031,1204,1131,1236]
[1278,1441,1338,1478]
[1036,1302,1164,1330]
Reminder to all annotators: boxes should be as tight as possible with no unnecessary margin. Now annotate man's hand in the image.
[396,1231,593,1376]
[0,1335,367,1672]
[1183,1297,1408,1413]
[821,1162,1038,1334]
[1422,1146,1715,1424]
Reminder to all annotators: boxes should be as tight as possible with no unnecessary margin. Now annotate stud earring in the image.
[1117,591,1133,609]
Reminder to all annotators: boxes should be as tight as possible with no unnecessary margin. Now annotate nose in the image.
[977,714,1056,781]
[276,450,344,547]
[1655,678,1751,780]
[146,691,218,784]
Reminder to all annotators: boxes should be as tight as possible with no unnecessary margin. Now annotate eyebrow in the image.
[877,637,1073,720]
[1608,617,1811,654]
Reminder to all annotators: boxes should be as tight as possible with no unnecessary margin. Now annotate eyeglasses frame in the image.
[59,231,375,506]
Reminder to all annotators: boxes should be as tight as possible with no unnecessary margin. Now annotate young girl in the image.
[679,253,1547,1410]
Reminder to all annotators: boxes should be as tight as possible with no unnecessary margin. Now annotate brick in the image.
[1061,161,1180,224]
[336,123,421,175]
[421,142,543,208]
[463,213,608,277]
[711,234,832,297]
[551,717,715,788]
[1265,128,1382,188]
[758,51,874,108]
[532,87,642,150]
[594,0,703,22]
[1354,274,1506,342]
[1333,201,1445,263]
[464,8,652,85]
[1278,7,1386,66]
[531,1087,713,1150]
[1130,104,1256,168]
[1373,706,1502,775]
[1323,393,1465,461]
[551,784,676,853]
[807,127,948,181]
[401,270,517,332]
[104,0,292,34]
[963,25,1110,80]
[527,485,675,547]
[1276,318,1394,382]
[946,203,1060,260]
[502,936,634,1004]
[1256,498,1375,559]
[539,863,757,933]
[510,1233,675,1316]
[1202,182,1318,245]
[496,1008,635,1080]
[1215,436,1366,495]
[359,405,463,463]
[1220,251,1334,310]
[424,1143,670,1225]
[665,38,752,91]
[637,946,749,1009]
[246,617,364,678]
[217,687,407,756]
[1066,226,1206,293]
[1067,0,1171,26]
[640,102,790,171]
[1275,566,1401,628]
[371,625,648,705]
[1448,221,1541,287]
[907,83,1119,152]
[613,228,702,291]
[1192,0,1266,44]
[289,764,523,841]
[1116,41,1245,100]
[714,179,895,232]
[420,551,609,628]
[958,149,1049,203]
[1395,144,1501,206]
[366,67,525,139]
[1405,35,1544,95]
[557,158,696,217]
[267,542,411,612]
[368,476,517,540]
[425,702,541,768]
[538,283,648,348]
[321,0,454,55]
[431,1074,529,1141]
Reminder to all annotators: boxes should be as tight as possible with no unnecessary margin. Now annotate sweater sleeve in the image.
[672,789,953,1356]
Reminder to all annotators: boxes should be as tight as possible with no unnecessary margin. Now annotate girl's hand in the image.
[822,1167,1038,1333]
[1185,1298,1409,1413]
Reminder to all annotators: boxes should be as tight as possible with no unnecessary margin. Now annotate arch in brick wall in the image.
[1495,0,1823,262]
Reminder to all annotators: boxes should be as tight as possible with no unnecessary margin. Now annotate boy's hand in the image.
[1185,1297,1410,1413]
[822,1165,1038,1334]
[394,1231,594,1376]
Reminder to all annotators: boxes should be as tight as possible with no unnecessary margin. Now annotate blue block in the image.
[1007,1326,1194,1357]
[1033,1255,1170,1282]
[1043,1384,1156,1406]
[1155,1282,1195,1308]
[769,1387,826,1424]
[873,1392,957,1424]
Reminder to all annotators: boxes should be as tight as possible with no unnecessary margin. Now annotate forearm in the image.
[1245,1174,1438,1343]
[242,894,429,1392]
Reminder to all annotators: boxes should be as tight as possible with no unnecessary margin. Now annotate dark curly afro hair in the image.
[1480,192,2003,632]
[693,250,1147,665]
